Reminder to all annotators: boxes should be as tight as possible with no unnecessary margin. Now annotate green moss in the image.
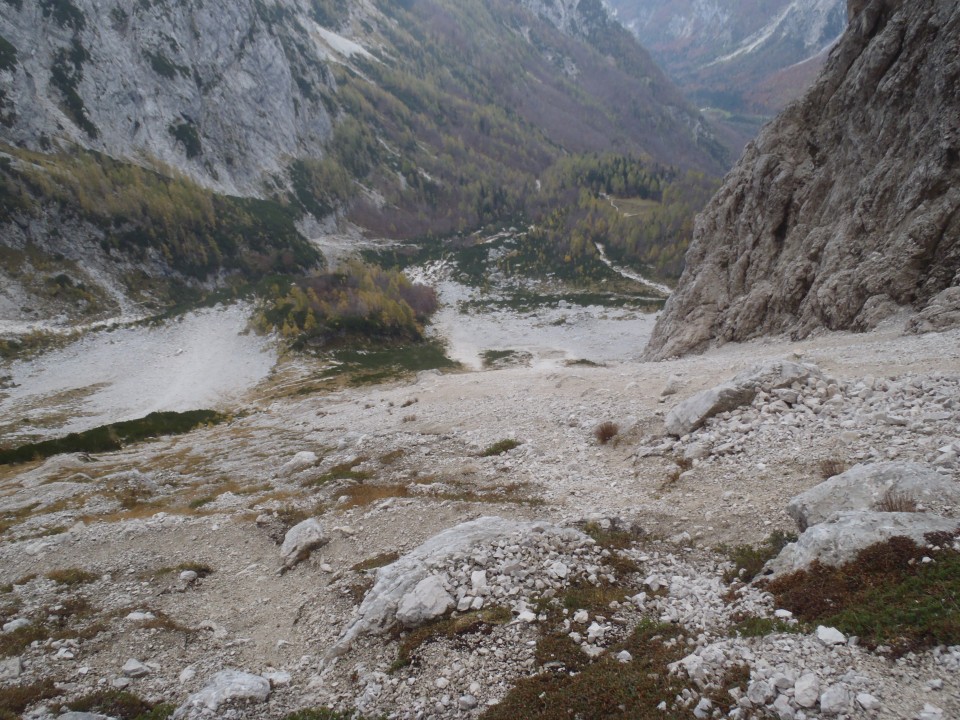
[722,530,797,584]
[0,409,224,465]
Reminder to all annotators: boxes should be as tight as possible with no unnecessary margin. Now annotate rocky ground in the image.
[1,312,959,719]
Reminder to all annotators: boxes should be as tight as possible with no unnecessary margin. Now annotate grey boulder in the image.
[396,575,454,627]
[665,360,823,436]
[280,518,328,572]
[172,670,270,719]
[764,511,958,577]
[787,462,960,530]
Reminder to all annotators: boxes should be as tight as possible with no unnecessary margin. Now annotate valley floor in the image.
[1,313,958,719]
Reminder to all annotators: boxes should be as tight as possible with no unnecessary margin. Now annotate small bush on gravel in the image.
[0,620,48,658]
[818,458,848,479]
[593,421,619,445]
[766,532,960,654]
[351,551,400,572]
[45,568,98,586]
[479,439,520,456]
[284,709,367,719]
[729,615,803,638]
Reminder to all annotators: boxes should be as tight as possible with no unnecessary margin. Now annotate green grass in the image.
[729,615,803,638]
[390,606,512,672]
[0,409,224,465]
[304,457,373,487]
[0,679,60,719]
[767,533,960,654]
[722,529,797,584]
[317,340,459,387]
[481,621,687,719]
[283,709,367,720]
[480,439,520,457]
[63,690,174,720]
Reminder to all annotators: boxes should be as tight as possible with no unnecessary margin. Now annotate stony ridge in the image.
[645,0,960,360]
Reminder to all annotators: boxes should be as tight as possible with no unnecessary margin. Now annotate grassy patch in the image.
[334,483,409,509]
[479,439,520,457]
[284,709,366,720]
[875,489,918,513]
[45,567,98,586]
[305,457,374,487]
[379,448,405,465]
[62,690,175,720]
[390,606,512,672]
[729,615,803,638]
[582,520,642,552]
[481,621,687,719]
[0,410,224,466]
[0,679,61,719]
[766,533,960,654]
[722,530,797,584]
[351,551,400,572]
[0,620,48,658]
[818,458,848,479]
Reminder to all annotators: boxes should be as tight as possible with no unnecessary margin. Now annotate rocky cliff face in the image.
[644,0,960,360]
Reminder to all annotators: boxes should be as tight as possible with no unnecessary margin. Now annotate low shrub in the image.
[722,530,797,584]
[479,439,520,457]
[594,421,619,445]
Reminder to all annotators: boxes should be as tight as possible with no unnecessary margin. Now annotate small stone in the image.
[179,666,197,684]
[459,695,478,710]
[573,609,589,624]
[772,694,795,720]
[517,610,537,623]
[280,518,329,572]
[549,561,569,579]
[586,622,605,642]
[2,618,31,633]
[457,597,473,612]
[693,698,713,719]
[0,656,23,681]
[470,596,484,611]
[856,693,881,711]
[125,611,156,622]
[112,677,131,689]
[263,670,291,687]
[816,625,846,646]
[471,570,488,592]
[926,679,943,690]
[122,658,151,678]
[918,703,944,720]
[747,680,775,705]
[396,575,454,627]
[774,609,793,619]
[179,570,198,583]
[435,677,449,689]
[172,669,270,718]
[616,650,632,663]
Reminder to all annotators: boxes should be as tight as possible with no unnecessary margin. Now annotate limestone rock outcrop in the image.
[645,0,960,360]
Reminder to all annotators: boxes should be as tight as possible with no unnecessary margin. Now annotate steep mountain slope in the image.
[609,0,846,116]
[0,0,727,331]
[644,0,960,360]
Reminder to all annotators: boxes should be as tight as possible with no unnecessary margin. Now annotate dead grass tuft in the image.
[819,458,848,479]
[0,679,61,718]
[390,606,512,672]
[875,488,918,513]
[351,552,400,572]
[593,421,619,445]
[45,568,98,586]
[335,484,410,509]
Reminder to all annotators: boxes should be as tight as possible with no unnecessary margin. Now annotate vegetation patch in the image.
[481,621,688,719]
[351,551,400,572]
[581,520,643,552]
[766,532,960,654]
[0,409,224,465]
[479,439,520,457]
[283,709,366,720]
[168,120,202,158]
[45,567,98,586]
[819,458,848,479]
[40,0,86,30]
[729,615,803,638]
[0,35,17,73]
[0,620,48,658]
[256,261,438,348]
[0,679,61,719]
[62,690,174,720]
[305,457,373,487]
[333,483,409,509]
[721,530,797,584]
[390,606,512,672]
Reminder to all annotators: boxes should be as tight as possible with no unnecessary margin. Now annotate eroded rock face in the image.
[787,462,960,530]
[645,0,960,360]
[172,670,270,719]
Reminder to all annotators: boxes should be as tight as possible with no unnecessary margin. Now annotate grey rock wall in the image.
[645,0,960,359]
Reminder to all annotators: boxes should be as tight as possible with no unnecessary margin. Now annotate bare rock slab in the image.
[665,360,823,435]
[172,669,270,719]
[395,575,454,627]
[764,511,959,577]
[787,462,960,530]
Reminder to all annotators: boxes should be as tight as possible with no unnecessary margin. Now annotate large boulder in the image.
[907,287,960,334]
[787,462,960,530]
[172,670,270,719]
[763,511,959,577]
[665,360,823,436]
[395,575,455,627]
[325,516,585,660]
[279,518,329,572]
